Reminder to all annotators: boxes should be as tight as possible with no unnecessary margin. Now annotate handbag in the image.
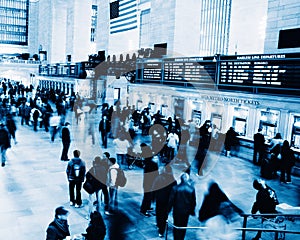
[83,180,95,194]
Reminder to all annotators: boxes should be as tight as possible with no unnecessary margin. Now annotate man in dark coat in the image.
[152,165,176,237]
[224,127,239,157]
[140,144,159,217]
[251,179,278,240]
[168,173,196,240]
[98,115,110,148]
[66,150,86,207]
[253,128,265,165]
[61,122,71,161]
[0,123,11,167]
[46,206,70,240]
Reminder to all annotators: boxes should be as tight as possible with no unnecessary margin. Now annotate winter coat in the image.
[66,157,86,182]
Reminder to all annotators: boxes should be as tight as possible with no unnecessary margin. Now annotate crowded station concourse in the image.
[0,80,299,239]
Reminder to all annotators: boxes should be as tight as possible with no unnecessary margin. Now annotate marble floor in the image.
[0,110,299,240]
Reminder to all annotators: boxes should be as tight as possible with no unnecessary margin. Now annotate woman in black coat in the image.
[83,211,106,240]
[224,127,239,157]
[280,140,296,183]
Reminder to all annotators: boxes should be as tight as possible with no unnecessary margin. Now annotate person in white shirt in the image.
[113,130,131,166]
[106,157,119,215]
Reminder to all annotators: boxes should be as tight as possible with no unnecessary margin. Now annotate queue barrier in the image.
[165,213,300,240]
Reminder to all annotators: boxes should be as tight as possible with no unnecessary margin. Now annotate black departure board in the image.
[164,58,216,85]
[140,57,216,86]
[142,62,162,81]
[219,53,300,89]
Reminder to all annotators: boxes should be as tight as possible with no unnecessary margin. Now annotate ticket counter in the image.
[259,109,280,139]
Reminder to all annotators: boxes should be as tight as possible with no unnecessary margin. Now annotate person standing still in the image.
[66,150,86,208]
[105,157,119,215]
[99,115,110,148]
[61,122,71,161]
[168,173,196,240]
[253,128,265,165]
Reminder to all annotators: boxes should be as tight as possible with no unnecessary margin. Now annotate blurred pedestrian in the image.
[6,114,17,144]
[152,165,176,237]
[0,122,10,167]
[46,206,70,240]
[61,122,71,161]
[168,173,196,240]
[106,157,119,215]
[140,144,159,217]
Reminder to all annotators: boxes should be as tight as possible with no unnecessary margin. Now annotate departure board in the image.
[219,53,300,89]
[142,62,162,81]
[164,58,216,85]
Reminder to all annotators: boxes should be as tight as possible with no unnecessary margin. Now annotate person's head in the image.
[282,140,290,149]
[274,133,282,139]
[109,157,116,165]
[103,152,110,159]
[253,179,264,191]
[93,156,101,166]
[73,150,80,158]
[55,206,69,220]
[65,122,70,127]
[258,128,262,133]
[180,172,190,183]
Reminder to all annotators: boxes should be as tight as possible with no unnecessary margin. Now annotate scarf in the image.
[54,218,70,236]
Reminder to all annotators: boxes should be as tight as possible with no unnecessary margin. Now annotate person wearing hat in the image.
[61,122,71,161]
[0,122,11,167]
[46,206,71,240]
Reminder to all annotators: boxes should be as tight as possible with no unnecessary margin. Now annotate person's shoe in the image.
[70,202,75,206]
[75,204,82,208]
[147,207,154,211]
[158,233,164,238]
[1,162,5,167]
[286,181,292,184]
[140,212,151,217]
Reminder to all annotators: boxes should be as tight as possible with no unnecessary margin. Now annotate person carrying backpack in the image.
[66,150,86,208]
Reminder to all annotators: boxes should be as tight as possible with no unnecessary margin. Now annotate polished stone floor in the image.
[0,110,299,240]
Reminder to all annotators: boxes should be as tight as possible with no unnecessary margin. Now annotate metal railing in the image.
[165,213,300,240]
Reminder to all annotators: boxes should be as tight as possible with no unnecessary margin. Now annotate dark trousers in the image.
[280,166,292,182]
[108,187,118,212]
[140,191,152,213]
[253,148,264,165]
[156,202,168,235]
[98,184,109,211]
[101,131,108,148]
[69,181,82,205]
[173,213,189,240]
[61,141,70,160]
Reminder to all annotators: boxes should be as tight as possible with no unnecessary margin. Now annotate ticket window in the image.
[232,107,249,136]
[211,113,222,131]
[113,88,120,105]
[192,110,202,127]
[259,109,280,139]
[291,116,300,149]
[160,104,168,118]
